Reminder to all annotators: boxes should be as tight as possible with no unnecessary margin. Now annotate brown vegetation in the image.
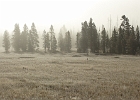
[0,53,140,100]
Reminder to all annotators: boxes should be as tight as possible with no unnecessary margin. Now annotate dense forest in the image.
[2,23,71,53]
[2,15,140,55]
[77,15,140,55]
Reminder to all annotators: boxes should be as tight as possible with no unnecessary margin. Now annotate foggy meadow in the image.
[0,0,140,100]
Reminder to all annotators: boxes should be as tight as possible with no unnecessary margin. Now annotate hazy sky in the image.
[0,0,140,35]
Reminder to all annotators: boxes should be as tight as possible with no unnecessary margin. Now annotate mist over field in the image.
[0,0,140,33]
[0,0,140,99]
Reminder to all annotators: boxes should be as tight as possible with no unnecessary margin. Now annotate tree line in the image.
[2,15,140,55]
[3,23,71,53]
[76,15,140,55]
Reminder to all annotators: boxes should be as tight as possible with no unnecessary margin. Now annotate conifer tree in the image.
[28,30,33,52]
[64,31,68,52]
[129,26,137,55]
[101,28,106,53]
[3,30,10,52]
[93,24,98,53]
[121,28,126,54]
[136,26,140,49]
[21,24,28,52]
[110,28,117,53]
[116,26,123,54]
[76,32,81,52]
[121,15,131,54]
[77,18,98,53]
[46,32,50,51]
[49,25,54,51]
[48,25,57,53]
[67,31,71,52]
[42,30,47,53]
[97,31,101,53]
[42,30,50,53]
[88,18,98,53]
[52,35,57,53]
[12,24,21,52]
[65,31,71,52]
[28,23,39,52]
[81,21,88,53]
[58,31,64,51]
[106,34,110,53]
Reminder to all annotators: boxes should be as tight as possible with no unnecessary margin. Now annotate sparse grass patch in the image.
[72,55,81,57]
[19,57,35,59]
[114,56,120,58]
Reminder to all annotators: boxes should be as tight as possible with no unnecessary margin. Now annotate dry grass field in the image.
[0,52,140,100]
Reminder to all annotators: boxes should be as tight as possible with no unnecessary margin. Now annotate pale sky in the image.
[0,0,140,35]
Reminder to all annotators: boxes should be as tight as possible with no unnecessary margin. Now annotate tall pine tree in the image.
[65,31,71,52]
[116,26,123,54]
[76,32,81,52]
[106,34,110,53]
[88,18,98,53]
[129,26,137,55]
[136,26,140,50]
[52,35,57,53]
[110,28,117,53]
[46,32,50,51]
[58,31,64,51]
[121,15,131,54]
[12,24,21,52]
[81,21,88,53]
[101,28,106,53]
[49,25,54,51]
[42,30,50,53]
[42,30,47,53]
[21,24,28,52]
[28,23,39,52]
[3,30,10,53]
[49,25,57,53]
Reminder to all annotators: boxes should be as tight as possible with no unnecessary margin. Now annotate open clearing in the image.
[0,53,140,100]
